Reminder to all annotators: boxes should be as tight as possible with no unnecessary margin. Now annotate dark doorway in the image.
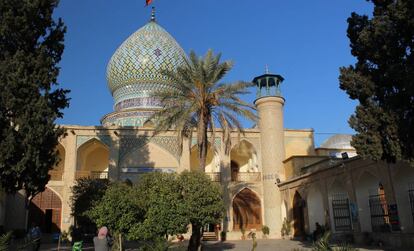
[203,223,215,232]
[293,191,305,237]
[233,188,262,230]
[45,209,53,233]
[231,161,239,182]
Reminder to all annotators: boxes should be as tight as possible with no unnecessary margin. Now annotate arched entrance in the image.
[29,188,62,233]
[293,191,305,237]
[232,188,262,230]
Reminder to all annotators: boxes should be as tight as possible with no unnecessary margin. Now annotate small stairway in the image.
[202,232,218,241]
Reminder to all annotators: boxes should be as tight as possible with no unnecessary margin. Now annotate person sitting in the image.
[312,222,324,241]
[29,222,42,251]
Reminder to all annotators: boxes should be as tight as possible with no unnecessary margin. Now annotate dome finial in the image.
[265,64,269,74]
[151,6,156,22]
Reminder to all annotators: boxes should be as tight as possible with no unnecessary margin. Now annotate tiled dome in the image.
[106,18,186,110]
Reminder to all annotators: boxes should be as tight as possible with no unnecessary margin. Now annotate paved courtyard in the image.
[34,239,409,251]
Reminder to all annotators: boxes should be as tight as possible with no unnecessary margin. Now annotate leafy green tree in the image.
[0,0,69,208]
[339,0,414,164]
[131,172,187,240]
[149,50,257,171]
[86,182,144,239]
[70,178,110,231]
[179,171,225,251]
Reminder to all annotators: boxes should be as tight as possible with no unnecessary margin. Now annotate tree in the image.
[70,178,110,232]
[149,50,257,171]
[339,0,414,164]
[131,172,188,241]
[179,171,225,251]
[86,182,144,240]
[0,0,69,208]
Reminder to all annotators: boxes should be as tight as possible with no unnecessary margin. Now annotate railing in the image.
[75,171,108,179]
[232,172,261,182]
[205,172,221,182]
[49,170,63,181]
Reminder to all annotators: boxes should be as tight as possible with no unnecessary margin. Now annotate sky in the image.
[55,0,373,146]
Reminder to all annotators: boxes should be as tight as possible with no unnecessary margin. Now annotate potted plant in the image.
[261,225,269,239]
[220,231,227,242]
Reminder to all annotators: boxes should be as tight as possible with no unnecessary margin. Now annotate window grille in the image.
[331,193,352,231]
[369,189,390,232]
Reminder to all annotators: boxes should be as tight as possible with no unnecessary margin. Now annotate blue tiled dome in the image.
[106,19,186,109]
[102,15,186,126]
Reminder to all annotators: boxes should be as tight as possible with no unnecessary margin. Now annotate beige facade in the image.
[1,11,413,249]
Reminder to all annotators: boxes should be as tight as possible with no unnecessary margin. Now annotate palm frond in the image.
[150,49,256,171]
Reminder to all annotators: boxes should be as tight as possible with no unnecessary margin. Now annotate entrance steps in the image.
[202,232,218,241]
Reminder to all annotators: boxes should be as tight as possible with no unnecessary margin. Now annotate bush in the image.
[262,225,270,236]
[312,232,359,251]
[281,218,291,238]
[220,231,226,242]
[0,232,12,251]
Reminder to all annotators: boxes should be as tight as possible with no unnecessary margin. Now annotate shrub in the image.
[0,232,11,251]
[262,225,270,236]
[220,231,226,242]
[281,218,291,237]
[312,232,358,251]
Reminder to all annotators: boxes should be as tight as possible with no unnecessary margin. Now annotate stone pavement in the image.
[34,239,409,251]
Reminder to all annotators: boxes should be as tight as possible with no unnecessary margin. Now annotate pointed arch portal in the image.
[29,188,62,233]
[232,188,262,230]
[293,191,305,237]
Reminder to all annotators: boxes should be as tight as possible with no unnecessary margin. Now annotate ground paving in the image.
[33,239,409,251]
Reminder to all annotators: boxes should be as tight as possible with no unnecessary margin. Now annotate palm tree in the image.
[149,50,257,172]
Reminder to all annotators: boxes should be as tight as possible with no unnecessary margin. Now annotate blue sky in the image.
[55,0,372,146]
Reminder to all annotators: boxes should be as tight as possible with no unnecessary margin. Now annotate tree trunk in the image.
[188,223,202,251]
[197,111,209,172]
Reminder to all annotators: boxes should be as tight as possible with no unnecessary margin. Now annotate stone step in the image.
[202,232,218,241]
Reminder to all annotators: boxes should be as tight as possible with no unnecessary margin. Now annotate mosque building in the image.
[2,9,414,247]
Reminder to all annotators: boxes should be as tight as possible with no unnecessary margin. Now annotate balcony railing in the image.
[75,171,108,179]
[205,172,221,182]
[232,172,261,182]
[49,170,63,181]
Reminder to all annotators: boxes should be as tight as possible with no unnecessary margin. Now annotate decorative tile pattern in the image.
[119,136,180,165]
[112,83,168,104]
[191,137,221,149]
[76,135,112,149]
[106,21,186,98]
[101,111,154,126]
[114,97,161,111]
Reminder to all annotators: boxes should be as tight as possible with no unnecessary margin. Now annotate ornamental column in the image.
[253,71,286,238]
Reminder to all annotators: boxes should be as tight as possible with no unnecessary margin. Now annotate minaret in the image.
[253,69,285,238]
